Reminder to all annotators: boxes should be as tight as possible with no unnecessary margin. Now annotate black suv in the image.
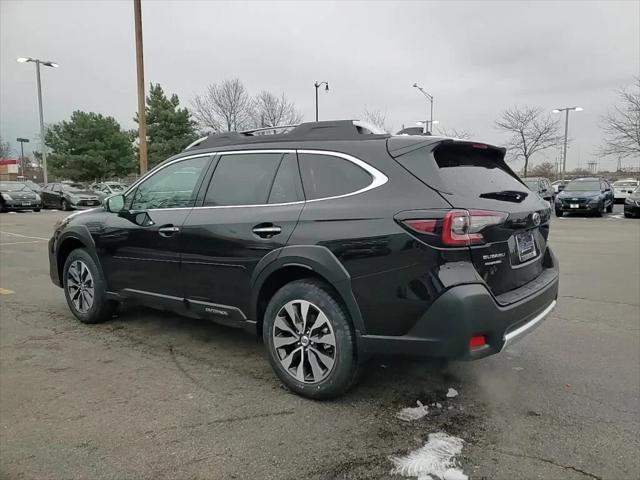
[49,121,559,399]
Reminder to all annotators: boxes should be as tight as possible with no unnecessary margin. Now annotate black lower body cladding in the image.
[356,249,559,360]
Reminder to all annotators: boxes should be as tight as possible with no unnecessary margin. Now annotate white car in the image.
[550,180,566,193]
[613,179,639,201]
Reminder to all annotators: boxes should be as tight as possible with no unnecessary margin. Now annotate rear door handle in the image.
[252,225,282,238]
[158,225,180,237]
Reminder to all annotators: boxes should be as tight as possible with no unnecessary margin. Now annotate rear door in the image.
[180,150,304,323]
[393,141,551,297]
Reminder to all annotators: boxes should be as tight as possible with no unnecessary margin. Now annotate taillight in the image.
[402,209,507,247]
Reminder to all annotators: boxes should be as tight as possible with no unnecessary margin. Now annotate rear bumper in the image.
[358,258,559,360]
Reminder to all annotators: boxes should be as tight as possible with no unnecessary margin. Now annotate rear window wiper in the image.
[479,190,529,203]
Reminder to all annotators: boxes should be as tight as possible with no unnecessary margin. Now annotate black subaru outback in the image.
[48,120,558,399]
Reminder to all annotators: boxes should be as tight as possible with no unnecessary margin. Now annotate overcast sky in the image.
[1,0,639,171]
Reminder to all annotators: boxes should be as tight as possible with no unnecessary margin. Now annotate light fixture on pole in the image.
[552,106,583,182]
[16,137,30,177]
[413,83,434,134]
[314,81,329,122]
[16,57,58,184]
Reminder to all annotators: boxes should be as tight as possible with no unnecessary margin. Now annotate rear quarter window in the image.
[298,153,372,200]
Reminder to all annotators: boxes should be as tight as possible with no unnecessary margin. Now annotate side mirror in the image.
[605,187,611,192]
[105,194,125,213]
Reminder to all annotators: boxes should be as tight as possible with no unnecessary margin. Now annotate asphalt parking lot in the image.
[0,207,638,480]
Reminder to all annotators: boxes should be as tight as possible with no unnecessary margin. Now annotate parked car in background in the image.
[24,180,43,194]
[0,181,42,212]
[41,182,102,211]
[522,177,554,203]
[89,182,128,200]
[550,180,566,193]
[613,179,639,202]
[554,177,614,217]
[48,120,558,399]
[624,186,640,218]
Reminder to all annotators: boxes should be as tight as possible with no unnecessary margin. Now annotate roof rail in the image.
[183,120,389,151]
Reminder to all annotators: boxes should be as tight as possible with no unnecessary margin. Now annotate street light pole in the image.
[413,83,434,134]
[552,106,583,183]
[314,81,329,122]
[17,57,58,184]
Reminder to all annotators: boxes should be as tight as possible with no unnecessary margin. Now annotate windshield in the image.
[613,180,638,187]
[0,182,29,192]
[564,181,601,192]
[523,179,539,190]
[62,184,84,192]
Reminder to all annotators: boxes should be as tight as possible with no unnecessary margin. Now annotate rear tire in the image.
[61,199,72,211]
[34,208,41,212]
[624,213,632,218]
[263,279,360,399]
[63,248,115,324]
[555,209,563,217]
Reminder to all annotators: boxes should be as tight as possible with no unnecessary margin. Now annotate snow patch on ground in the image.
[390,432,467,480]
[397,400,429,421]
[446,388,458,398]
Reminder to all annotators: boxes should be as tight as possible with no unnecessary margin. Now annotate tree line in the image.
[5,76,634,182]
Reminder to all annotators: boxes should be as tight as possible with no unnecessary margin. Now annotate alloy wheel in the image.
[272,299,337,384]
[66,260,95,313]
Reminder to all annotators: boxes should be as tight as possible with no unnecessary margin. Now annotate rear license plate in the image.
[22,202,31,206]
[570,204,579,208]
[515,231,537,262]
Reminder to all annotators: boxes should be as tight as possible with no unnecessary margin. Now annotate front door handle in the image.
[252,225,282,238]
[158,225,180,237]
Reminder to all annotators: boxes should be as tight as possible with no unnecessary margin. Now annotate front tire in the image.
[34,208,41,212]
[606,202,613,213]
[63,249,115,324]
[595,201,604,217]
[263,279,360,399]
[555,209,563,217]
[61,199,72,211]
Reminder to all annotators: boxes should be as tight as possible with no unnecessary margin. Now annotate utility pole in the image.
[412,83,434,134]
[16,138,29,177]
[134,0,148,174]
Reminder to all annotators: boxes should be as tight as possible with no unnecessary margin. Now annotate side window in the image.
[129,156,209,210]
[268,154,303,204]
[298,153,372,200]
[204,152,283,206]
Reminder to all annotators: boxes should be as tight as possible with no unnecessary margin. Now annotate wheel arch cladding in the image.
[251,245,365,337]
[56,226,99,285]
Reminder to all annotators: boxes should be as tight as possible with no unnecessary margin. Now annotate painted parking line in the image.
[0,288,15,295]
[0,231,49,241]
[1,240,46,246]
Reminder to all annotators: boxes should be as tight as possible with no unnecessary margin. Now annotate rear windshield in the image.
[432,144,524,196]
[614,181,638,187]
[564,181,600,192]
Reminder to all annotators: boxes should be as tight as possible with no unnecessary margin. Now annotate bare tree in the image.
[191,78,254,132]
[495,106,559,177]
[600,77,640,158]
[253,91,303,127]
[529,161,556,180]
[435,127,474,139]
[0,135,12,158]
[360,108,392,133]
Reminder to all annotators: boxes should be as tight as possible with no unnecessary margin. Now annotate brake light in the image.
[470,335,487,349]
[404,219,437,234]
[402,209,507,247]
